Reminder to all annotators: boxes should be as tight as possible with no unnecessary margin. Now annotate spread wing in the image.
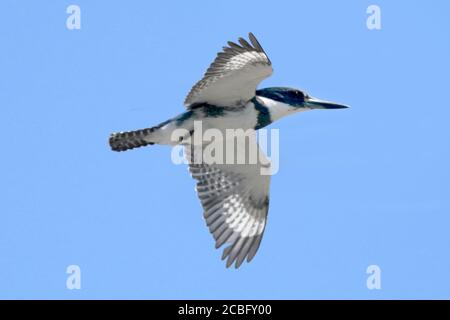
[184,33,273,108]
[185,135,271,268]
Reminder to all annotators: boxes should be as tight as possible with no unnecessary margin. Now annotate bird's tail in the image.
[109,127,156,152]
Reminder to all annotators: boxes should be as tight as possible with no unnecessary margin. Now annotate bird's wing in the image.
[184,33,273,108]
[185,135,271,268]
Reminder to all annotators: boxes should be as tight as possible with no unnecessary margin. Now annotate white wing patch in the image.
[184,33,273,108]
[186,141,271,268]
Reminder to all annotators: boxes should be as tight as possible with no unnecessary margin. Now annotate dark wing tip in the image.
[248,33,263,51]
[248,32,271,65]
[238,37,253,50]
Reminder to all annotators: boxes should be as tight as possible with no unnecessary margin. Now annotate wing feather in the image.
[185,138,271,268]
[184,33,273,107]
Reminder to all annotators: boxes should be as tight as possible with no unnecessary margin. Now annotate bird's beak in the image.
[305,96,349,109]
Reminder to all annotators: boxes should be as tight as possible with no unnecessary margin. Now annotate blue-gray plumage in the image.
[109,33,348,268]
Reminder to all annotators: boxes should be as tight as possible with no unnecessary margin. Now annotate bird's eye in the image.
[295,90,304,99]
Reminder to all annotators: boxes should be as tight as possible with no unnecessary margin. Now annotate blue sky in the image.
[1,1,449,299]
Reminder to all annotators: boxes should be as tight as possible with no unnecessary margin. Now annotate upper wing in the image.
[184,33,273,108]
[185,136,271,268]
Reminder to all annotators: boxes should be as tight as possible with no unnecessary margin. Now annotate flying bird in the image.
[109,33,348,268]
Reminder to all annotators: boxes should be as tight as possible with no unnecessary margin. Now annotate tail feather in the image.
[109,128,155,152]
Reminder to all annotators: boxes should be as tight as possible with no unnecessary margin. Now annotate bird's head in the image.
[256,87,349,113]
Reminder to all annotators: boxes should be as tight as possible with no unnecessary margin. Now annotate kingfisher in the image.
[109,33,348,268]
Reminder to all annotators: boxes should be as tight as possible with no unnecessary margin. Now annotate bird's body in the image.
[109,33,348,268]
[111,97,290,149]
